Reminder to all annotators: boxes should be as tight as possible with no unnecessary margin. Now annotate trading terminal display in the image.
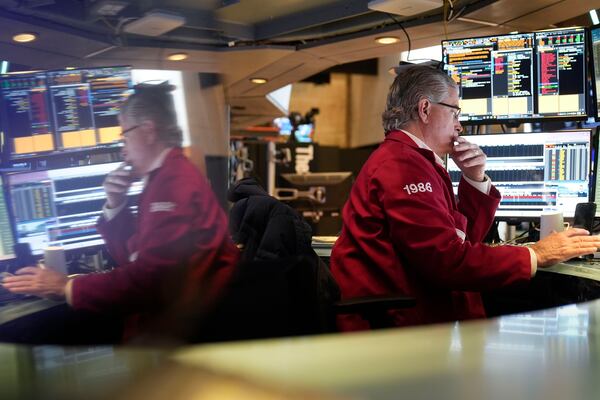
[535,28,587,117]
[0,176,15,261]
[590,25,600,120]
[0,66,131,159]
[0,72,55,155]
[442,28,587,123]
[443,33,535,122]
[7,162,142,255]
[446,130,591,219]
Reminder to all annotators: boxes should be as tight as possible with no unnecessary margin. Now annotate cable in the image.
[501,229,530,245]
[385,13,412,62]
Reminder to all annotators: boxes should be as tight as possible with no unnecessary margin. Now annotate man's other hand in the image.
[3,267,68,299]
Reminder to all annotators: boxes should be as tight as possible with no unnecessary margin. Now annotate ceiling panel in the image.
[227,51,336,97]
[505,0,600,30]
[216,0,341,25]
[465,0,600,30]
[86,47,221,72]
[220,48,296,86]
[0,16,111,67]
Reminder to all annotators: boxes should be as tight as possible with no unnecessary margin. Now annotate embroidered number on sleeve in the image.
[403,182,432,195]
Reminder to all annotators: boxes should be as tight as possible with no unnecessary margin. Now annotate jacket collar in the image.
[385,130,445,167]
[142,147,180,187]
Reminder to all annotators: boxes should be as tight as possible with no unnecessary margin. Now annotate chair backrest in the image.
[183,178,340,342]
[192,254,339,342]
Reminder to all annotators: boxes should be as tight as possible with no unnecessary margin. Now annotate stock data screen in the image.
[442,28,588,123]
[0,72,55,155]
[590,26,600,120]
[535,28,587,117]
[7,162,142,255]
[443,33,535,122]
[0,66,131,159]
[447,131,591,219]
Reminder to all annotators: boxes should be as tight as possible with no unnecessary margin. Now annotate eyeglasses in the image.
[120,125,140,137]
[434,102,461,119]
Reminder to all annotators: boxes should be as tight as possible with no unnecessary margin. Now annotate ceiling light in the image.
[123,11,185,37]
[590,9,599,25]
[250,77,267,84]
[12,32,38,43]
[375,36,400,45]
[65,67,76,70]
[167,52,188,61]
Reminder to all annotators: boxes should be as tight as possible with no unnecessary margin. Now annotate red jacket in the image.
[331,131,531,330]
[71,148,238,335]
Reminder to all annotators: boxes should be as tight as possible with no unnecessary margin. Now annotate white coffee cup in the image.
[540,210,569,239]
[43,246,67,274]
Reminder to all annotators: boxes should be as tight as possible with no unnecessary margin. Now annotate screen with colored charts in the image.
[590,24,600,120]
[274,117,313,143]
[446,130,592,219]
[0,66,132,160]
[442,27,588,123]
[6,162,142,255]
[0,175,15,261]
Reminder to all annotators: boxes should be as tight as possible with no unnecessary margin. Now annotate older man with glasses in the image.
[4,82,239,342]
[331,65,600,331]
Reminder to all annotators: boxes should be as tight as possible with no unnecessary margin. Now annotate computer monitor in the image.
[0,66,132,160]
[6,162,142,255]
[443,32,535,123]
[535,27,587,118]
[0,175,15,261]
[446,130,592,219]
[442,27,588,123]
[274,117,313,143]
[589,24,600,119]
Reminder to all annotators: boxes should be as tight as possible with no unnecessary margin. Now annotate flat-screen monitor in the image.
[446,130,592,219]
[274,117,313,143]
[6,162,142,255]
[442,27,587,123]
[0,66,132,160]
[590,24,600,120]
[0,175,15,261]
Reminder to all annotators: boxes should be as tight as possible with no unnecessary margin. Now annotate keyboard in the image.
[0,287,26,305]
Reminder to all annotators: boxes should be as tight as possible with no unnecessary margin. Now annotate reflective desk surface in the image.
[1,298,600,400]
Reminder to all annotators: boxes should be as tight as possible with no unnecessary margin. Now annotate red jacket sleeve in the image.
[375,157,531,292]
[457,177,501,243]
[71,171,231,314]
[97,207,137,266]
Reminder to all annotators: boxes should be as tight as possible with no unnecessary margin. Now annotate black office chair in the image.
[189,178,415,343]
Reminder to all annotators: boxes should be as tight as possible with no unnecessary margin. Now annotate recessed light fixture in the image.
[12,32,38,43]
[375,36,400,45]
[65,67,76,70]
[250,77,267,84]
[166,52,188,61]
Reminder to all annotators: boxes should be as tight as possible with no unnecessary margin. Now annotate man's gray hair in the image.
[382,65,457,134]
[120,82,183,147]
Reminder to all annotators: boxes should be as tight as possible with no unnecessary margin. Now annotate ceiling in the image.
[0,0,599,129]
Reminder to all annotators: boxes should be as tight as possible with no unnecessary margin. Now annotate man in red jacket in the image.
[331,65,600,331]
[5,82,238,340]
